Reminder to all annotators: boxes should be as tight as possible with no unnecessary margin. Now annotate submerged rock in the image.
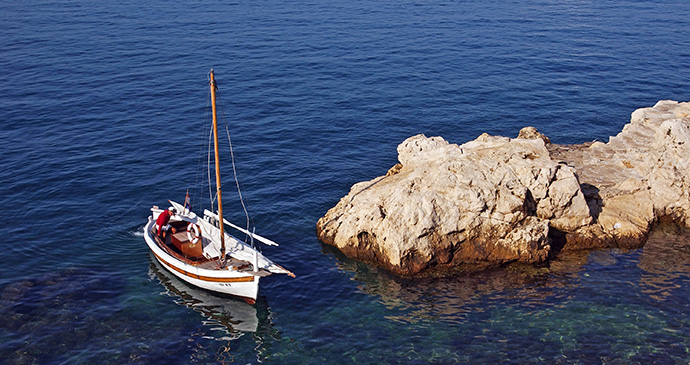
[316,101,690,277]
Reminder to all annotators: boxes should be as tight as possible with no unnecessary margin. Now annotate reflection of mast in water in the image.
[148,255,259,335]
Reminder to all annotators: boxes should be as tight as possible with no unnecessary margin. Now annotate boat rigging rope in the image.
[223,121,251,239]
[191,84,214,214]
[205,72,217,213]
[204,84,214,213]
[204,73,253,246]
[207,126,217,210]
[217,93,252,244]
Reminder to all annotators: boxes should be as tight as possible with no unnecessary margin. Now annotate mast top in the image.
[209,69,217,88]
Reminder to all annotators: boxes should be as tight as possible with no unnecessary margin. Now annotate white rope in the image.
[207,125,216,211]
[224,123,251,238]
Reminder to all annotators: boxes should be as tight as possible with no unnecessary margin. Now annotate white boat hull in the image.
[148,256,260,333]
[144,219,259,303]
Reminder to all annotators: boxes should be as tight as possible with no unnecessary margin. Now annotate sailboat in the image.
[143,70,294,304]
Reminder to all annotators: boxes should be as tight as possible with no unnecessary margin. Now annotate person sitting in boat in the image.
[156,207,178,239]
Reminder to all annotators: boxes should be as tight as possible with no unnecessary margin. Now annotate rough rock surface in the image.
[548,100,690,250]
[316,101,690,277]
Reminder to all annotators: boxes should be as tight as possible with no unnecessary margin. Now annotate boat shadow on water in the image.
[147,254,289,362]
[147,253,268,336]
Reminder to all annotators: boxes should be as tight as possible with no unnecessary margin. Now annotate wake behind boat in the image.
[143,70,294,304]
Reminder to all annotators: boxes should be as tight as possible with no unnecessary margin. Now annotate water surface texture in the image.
[2,0,690,363]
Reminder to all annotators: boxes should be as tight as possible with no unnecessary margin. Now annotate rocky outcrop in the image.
[316,101,690,277]
[548,100,690,250]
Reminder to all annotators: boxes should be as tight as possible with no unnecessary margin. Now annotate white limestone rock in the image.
[317,131,589,276]
[317,101,690,277]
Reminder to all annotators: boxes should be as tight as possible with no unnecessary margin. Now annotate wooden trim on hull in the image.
[145,217,259,304]
[152,252,256,283]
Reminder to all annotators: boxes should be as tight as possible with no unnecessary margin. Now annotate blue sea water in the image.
[1,0,690,362]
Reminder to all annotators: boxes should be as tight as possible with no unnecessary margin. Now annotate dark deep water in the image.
[2,0,690,363]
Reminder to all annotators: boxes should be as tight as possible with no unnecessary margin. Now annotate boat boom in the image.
[203,209,279,246]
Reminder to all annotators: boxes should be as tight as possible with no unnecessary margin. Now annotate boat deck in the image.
[150,221,272,276]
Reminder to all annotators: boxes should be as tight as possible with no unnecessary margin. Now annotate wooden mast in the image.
[209,69,226,264]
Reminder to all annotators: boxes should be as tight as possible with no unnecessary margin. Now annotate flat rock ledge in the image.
[316,100,690,277]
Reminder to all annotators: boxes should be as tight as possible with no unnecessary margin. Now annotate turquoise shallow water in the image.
[1,0,690,363]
